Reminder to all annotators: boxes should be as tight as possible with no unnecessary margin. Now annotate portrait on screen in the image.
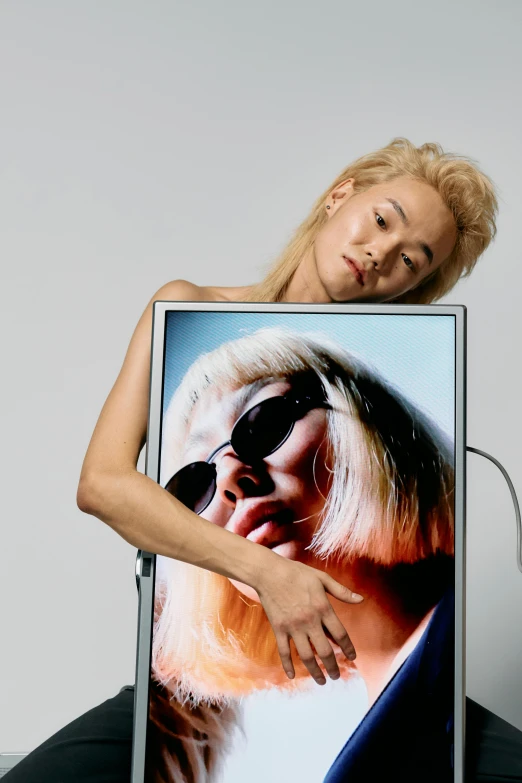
[145,310,456,783]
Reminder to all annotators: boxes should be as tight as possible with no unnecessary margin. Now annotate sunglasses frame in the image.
[164,389,330,514]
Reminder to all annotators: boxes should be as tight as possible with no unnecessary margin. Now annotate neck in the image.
[282,248,332,303]
[208,247,330,304]
[325,555,453,706]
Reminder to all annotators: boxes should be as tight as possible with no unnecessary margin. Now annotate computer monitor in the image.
[132,301,465,783]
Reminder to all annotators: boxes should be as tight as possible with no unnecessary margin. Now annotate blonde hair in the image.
[146,679,240,783]
[153,327,454,707]
[245,137,498,304]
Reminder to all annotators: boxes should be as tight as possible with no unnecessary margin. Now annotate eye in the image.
[402,253,415,272]
[375,213,386,228]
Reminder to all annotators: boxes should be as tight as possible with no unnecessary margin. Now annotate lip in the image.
[247,519,295,547]
[229,501,294,541]
[343,256,366,286]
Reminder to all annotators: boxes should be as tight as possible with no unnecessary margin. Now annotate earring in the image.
[326,205,331,209]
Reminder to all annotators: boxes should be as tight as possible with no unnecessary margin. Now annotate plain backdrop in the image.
[1,0,521,754]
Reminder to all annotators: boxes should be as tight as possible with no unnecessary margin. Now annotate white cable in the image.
[467,446,522,574]
[138,448,522,586]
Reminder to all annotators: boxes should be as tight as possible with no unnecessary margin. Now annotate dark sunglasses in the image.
[164,389,329,514]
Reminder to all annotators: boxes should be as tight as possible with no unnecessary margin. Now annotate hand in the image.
[255,558,364,685]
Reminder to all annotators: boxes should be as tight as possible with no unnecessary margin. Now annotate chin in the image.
[270,541,301,560]
[329,286,367,303]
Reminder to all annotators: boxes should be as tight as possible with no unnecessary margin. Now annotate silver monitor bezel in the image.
[131,301,466,783]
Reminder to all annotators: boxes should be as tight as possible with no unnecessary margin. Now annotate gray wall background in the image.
[1,0,521,753]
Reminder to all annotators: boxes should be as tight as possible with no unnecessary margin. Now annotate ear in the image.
[325,178,355,216]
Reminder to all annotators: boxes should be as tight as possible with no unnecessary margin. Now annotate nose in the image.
[365,234,400,271]
[215,451,274,509]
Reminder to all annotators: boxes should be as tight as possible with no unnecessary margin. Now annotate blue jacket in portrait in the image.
[323,586,455,783]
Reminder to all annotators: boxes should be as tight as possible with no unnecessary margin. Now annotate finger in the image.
[292,633,326,685]
[275,632,295,680]
[309,628,341,680]
[321,574,364,604]
[322,610,357,662]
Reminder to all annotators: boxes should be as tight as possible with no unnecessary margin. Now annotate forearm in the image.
[77,469,275,589]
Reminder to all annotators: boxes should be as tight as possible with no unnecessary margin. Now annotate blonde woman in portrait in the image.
[149,326,455,783]
[7,139,520,783]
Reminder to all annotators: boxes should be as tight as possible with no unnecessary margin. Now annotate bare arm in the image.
[77,280,363,683]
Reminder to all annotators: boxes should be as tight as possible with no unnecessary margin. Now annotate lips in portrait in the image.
[229,501,296,550]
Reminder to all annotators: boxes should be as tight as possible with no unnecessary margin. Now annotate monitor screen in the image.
[136,305,462,783]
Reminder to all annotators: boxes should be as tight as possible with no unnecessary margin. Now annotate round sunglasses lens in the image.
[232,396,293,462]
[164,462,217,514]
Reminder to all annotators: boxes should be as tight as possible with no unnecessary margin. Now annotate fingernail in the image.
[317,677,326,685]
[286,671,295,679]
[352,593,364,602]
[348,651,356,661]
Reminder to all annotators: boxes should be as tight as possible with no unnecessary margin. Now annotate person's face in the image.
[180,378,331,600]
[313,175,457,303]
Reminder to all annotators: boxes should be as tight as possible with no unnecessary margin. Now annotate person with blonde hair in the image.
[149,325,456,782]
[245,137,497,306]
[7,138,522,783]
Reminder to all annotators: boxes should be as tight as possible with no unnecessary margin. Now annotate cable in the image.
[467,447,522,574]
[135,449,522,583]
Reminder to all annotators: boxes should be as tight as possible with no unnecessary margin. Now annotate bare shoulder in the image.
[153,280,253,303]
[153,279,209,302]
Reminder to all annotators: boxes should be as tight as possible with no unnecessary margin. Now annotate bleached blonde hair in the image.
[244,137,498,304]
[153,327,454,707]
